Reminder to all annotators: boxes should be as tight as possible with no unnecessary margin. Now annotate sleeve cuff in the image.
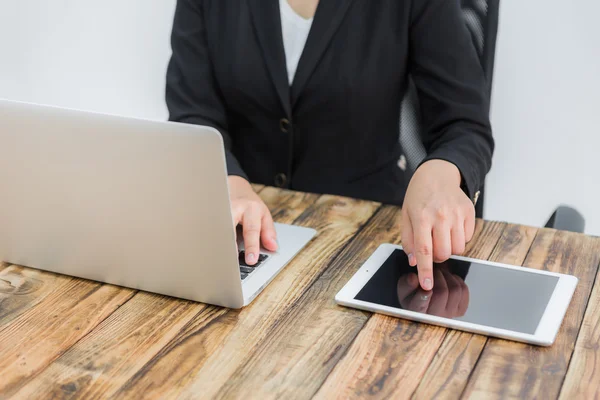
[225,151,249,181]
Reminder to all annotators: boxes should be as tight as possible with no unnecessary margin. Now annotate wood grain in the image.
[559,243,600,399]
[465,220,507,260]
[8,186,317,400]
[114,307,236,400]
[11,293,203,400]
[3,187,600,399]
[259,186,321,223]
[462,229,600,399]
[0,282,134,397]
[314,220,506,400]
[0,266,69,329]
[215,205,402,399]
[412,224,539,399]
[115,195,379,400]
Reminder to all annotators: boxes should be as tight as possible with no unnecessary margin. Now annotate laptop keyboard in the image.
[238,251,269,280]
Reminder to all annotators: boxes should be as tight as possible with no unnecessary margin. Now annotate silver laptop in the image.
[0,99,316,308]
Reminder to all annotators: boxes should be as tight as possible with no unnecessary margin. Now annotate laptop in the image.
[0,99,316,308]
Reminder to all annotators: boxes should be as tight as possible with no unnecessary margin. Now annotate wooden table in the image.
[1,186,599,399]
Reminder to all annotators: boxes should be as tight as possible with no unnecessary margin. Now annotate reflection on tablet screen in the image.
[354,250,559,334]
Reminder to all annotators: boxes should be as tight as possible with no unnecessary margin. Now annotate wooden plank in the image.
[0,266,71,329]
[9,188,318,399]
[462,229,600,399]
[259,187,321,223]
[314,220,506,400]
[559,244,600,399]
[412,224,539,399]
[115,308,236,399]
[114,194,379,400]
[214,205,402,399]
[11,293,204,400]
[0,282,135,397]
[465,220,511,260]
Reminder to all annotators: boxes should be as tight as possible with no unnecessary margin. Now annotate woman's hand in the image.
[229,176,278,265]
[401,160,475,291]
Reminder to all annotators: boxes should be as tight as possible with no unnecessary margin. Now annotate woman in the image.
[165,0,494,291]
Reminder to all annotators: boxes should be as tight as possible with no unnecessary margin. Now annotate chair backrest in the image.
[400,0,500,218]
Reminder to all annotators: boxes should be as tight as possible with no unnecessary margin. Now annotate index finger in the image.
[242,206,262,265]
[413,218,434,291]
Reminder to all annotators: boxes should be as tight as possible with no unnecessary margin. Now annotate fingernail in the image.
[408,253,416,266]
[247,253,256,263]
[423,278,433,291]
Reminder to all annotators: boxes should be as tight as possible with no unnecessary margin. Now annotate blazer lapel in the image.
[291,0,354,107]
[248,0,292,117]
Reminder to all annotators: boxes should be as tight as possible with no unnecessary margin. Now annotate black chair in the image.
[545,205,586,233]
[400,0,500,219]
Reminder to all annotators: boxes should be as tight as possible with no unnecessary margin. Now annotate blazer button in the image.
[274,173,287,188]
[279,118,290,133]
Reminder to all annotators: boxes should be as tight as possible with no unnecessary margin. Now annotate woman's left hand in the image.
[401,160,476,291]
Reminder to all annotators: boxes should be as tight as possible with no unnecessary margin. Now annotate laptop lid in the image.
[0,99,245,308]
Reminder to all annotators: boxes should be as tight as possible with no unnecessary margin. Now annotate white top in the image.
[279,0,313,85]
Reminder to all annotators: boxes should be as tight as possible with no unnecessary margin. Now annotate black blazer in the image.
[166,0,494,205]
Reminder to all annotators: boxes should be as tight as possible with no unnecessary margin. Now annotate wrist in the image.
[228,175,253,195]
[417,160,462,187]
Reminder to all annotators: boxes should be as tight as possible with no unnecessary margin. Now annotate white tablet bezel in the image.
[335,243,578,346]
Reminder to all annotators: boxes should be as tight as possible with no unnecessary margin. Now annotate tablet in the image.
[335,244,578,346]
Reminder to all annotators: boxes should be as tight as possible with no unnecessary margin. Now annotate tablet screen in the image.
[354,250,559,334]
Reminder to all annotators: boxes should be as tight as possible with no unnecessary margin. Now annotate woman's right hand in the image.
[228,176,278,265]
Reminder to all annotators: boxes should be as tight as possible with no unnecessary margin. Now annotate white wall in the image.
[0,0,176,119]
[1,0,599,235]
[485,0,600,235]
